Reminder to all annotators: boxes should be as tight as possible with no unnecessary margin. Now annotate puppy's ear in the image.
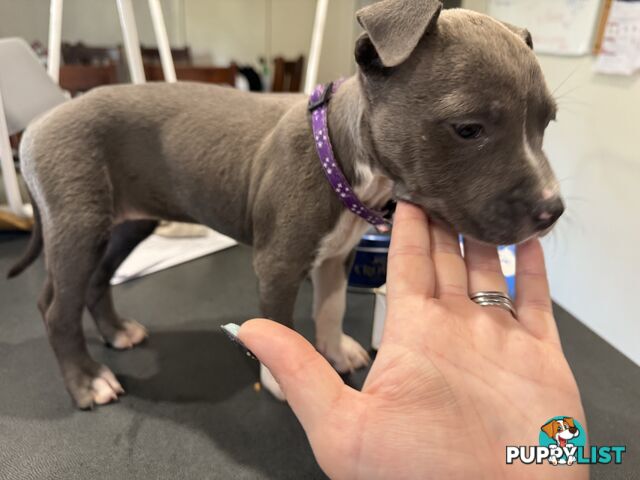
[564,417,575,428]
[356,0,443,68]
[500,21,533,50]
[540,420,558,439]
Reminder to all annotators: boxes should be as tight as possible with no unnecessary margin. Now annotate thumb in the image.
[238,318,345,431]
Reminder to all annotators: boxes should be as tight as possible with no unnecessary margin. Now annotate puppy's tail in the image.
[7,194,43,278]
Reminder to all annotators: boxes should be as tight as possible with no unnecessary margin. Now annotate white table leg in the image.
[304,0,329,94]
[47,0,64,83]
[0,89,29,217]
[148,0,177,83]
[116,0,146,84]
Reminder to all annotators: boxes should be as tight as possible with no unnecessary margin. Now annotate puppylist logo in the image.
[506,416,626,466]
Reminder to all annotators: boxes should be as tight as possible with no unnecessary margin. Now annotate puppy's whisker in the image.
[554,106,589,117]
[557,100,591,109]
[564,196,588,204]
[557,100,591,108]
[551,62,585,97]
[559,210,586,239]
[561,213,575,228]
[557,176,576,183]
[554,84,587,101]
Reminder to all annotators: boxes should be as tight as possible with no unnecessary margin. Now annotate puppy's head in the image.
[541,418,580,445]
[355,0,563,245]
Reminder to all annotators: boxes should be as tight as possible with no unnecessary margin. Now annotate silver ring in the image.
[470,291,517,319]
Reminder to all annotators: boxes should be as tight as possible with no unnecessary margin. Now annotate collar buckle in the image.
[308,82,334,112]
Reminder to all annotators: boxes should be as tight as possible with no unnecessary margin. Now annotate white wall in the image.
[181,0,359,81]
[462,0,640,365]
[536,55,639,366]
[0,0,180,46]
[0,0,50,43]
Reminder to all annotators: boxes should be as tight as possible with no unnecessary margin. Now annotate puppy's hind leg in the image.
[86,220,158,349]
[43,217,125,409]
[38,275,53,318]
[311,256,370,373]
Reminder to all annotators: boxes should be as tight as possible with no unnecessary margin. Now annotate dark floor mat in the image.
[0,233,637,479]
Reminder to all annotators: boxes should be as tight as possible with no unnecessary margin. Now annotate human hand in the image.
[238,201,587,480]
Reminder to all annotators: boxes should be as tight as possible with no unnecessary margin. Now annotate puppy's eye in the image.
[452,123,484,140]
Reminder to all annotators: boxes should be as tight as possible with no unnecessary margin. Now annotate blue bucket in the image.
[498,244,516,298]
[348,229,390,289]
[349,229,516,296]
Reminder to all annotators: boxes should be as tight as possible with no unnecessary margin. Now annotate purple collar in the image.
[309,82,391,233]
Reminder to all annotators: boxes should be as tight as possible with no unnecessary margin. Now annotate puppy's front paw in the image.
[320,334,371,373]
[106,320,148,350]
[260,363,286,401]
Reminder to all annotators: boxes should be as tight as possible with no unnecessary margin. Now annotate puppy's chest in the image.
[313,173,392,267]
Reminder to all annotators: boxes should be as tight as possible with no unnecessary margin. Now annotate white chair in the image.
[0,0,177,221]
[0,37,67,219]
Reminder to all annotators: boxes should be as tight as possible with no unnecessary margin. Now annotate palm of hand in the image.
[320,297,583,480]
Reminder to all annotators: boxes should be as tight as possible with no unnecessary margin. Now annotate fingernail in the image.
[221,323,257,360]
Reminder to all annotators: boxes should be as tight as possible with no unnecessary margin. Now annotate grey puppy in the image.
[10,0,563,408]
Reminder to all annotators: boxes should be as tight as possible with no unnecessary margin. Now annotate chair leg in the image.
[47,0,64,83]
[0,89,30,218]
[148,0,177,83]
[116,0,147,84]
[304,0,329,94]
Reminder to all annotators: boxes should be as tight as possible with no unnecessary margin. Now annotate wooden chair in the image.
[59,64,118,96]
[0,38,67,219]
[140,45,192,66]
[272,56,304,92]
[145,64,237,86]
[59,42,121,96]
[61,41,120,66]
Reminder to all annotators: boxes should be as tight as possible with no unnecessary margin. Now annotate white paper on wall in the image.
[488,0,603,56]
[595,0,640,75]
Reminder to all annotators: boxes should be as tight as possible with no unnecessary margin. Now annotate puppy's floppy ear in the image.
[356,0,443,68]
[500,21,533,50]
[564,417,575,428]
[541,420,558,439]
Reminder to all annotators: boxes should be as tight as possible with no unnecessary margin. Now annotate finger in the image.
[238,319,346,430]
[515,239,560,344]
[430,222,467,298]
[464,239,512,320]
[386,202,435,299]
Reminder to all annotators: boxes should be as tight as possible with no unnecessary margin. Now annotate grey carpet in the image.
[0,232,637,479]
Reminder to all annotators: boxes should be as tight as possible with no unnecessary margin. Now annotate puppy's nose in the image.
[532,196,564,231]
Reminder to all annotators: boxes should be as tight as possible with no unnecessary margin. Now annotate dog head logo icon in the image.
[539,417,584,465]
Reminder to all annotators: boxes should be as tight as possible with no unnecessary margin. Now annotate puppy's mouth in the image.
[449,220,550,247]
[401,201,546,246]
[394,188,559,245]
[537,225,554,238]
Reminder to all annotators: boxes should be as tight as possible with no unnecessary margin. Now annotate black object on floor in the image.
[0,233,638,479]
